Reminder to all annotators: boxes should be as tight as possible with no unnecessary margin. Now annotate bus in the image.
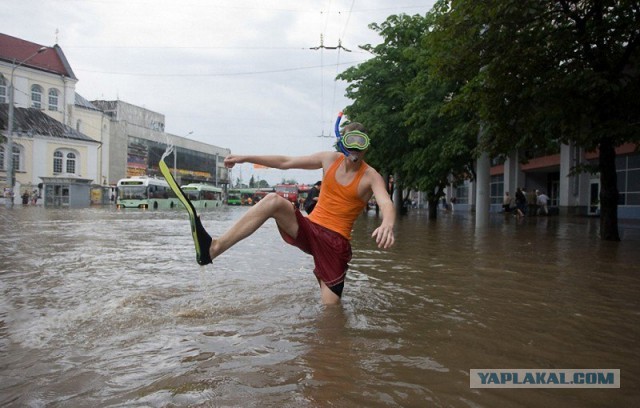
[116,176,179,209]
[227,188,258,205]
[180,183,223,209]
[227,189,243,205]
[275,183,299,205]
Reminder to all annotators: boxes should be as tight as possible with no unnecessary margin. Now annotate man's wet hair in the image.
[342,122,367,134]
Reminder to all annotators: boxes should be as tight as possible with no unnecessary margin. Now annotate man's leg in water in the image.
[319,281,341,305]
[209,193,298,260]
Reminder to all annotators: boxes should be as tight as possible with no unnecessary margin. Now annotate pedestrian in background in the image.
[304,181,322,214]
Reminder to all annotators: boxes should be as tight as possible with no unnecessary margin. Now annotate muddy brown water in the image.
[1,206,639,407]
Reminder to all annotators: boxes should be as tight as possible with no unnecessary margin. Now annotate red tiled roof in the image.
[0,33,76,79]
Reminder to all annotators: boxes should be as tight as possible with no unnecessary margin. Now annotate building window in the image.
[490,174,504,204]
[31,85,43,109]
[455,181,470,204]
[617,153,640,206]
[48,88,59,111]
[3,144,23,171]
[0,77,6,103]
[66,152,76,173]
[53,151,63,173]
[53,149,78,175]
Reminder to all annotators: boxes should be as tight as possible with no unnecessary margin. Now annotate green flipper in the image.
[159,156,212,265]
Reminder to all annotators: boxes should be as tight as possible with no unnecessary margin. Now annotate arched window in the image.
[48,88,59,111]
[0,77,6,104]
[53,151,63,173]
[53,149,78,174]
[31,85,43,109]
[66,152,76,173]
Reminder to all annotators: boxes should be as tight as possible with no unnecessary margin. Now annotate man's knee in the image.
[261,192,290,209]
[259,193,295,218]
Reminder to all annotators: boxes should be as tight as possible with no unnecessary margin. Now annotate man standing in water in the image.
[192,122,395,304]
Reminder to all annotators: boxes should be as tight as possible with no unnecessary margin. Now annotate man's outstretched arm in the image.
[224,152,334,170]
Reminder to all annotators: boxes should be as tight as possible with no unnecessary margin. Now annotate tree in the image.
[404,12,478,218]
[257,179,270,188]
[249,175,256,188]
[338,13,476,218]
[338,14,421,216]
[427,0,640,240]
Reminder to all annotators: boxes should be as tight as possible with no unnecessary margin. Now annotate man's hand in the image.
[224,155,244,168]
[372,223,395,249]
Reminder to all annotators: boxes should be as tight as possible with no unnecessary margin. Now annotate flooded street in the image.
[1,206,639,407]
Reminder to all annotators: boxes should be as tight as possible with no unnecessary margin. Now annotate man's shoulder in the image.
[361,163,386,188]
[319,151,342,166]
[319,151,341,158]
[363,162,382,177]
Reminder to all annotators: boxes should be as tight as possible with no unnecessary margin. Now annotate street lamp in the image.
[5,46,48,205]
[174,131,193,179]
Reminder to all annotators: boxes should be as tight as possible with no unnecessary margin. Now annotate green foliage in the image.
[427,0,640,154]
[337,13,475,207]
[426,0,640,239]
[336,0,638,235]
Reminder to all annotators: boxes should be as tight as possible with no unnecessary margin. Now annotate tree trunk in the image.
[598,137,620,241]
[394,180,405,216]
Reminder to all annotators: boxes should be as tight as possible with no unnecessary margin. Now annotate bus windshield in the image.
[119,186,147,200]
[181,187,200,201]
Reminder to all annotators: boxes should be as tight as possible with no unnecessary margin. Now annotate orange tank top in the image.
[308,155,368,240]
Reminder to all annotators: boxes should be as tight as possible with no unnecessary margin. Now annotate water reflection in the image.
[0,206,639,407]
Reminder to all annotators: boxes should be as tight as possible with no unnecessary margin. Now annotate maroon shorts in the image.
[279,209,352,296]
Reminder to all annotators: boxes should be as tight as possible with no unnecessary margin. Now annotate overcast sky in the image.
[2,0,435,185]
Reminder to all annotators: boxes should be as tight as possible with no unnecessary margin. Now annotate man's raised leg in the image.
[208,193,298,260]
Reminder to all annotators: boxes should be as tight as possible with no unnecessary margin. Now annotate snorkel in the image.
[335,111,350,157]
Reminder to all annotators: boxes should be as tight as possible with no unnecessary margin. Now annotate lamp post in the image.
[215,153,218,187]
[174,131,193,179]
[5,46,47,205]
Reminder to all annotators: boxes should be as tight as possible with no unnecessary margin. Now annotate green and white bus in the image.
[116,176,179,209]
[180,183,224,209]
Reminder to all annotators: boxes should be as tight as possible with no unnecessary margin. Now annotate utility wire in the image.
[74,60,365,77]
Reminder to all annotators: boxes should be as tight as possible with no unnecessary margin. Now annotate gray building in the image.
[91,100,230,188]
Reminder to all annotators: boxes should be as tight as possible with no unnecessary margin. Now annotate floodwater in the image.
[1,205,639,407]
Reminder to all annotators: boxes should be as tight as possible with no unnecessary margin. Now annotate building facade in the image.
[1,33,230,207]
[0,105,100,207]
[91,100,230,188]
[447,142,639,219]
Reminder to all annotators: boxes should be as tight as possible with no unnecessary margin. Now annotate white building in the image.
[1,33,230,207]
